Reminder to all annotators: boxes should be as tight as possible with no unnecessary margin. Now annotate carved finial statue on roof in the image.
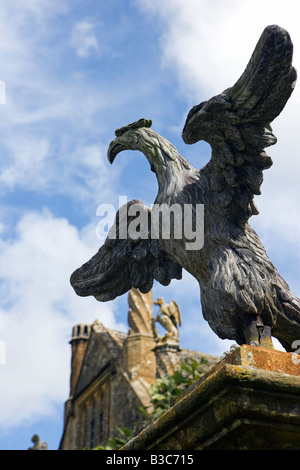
[28,434,48,450]
[128,288,153,335]
[152,297,181,344]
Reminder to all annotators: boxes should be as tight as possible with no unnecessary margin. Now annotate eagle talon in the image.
[244,318,274,349]
[220,343,239,360]
[250,341,260,347]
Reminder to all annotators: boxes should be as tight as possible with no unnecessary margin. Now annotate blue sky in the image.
[0,0,299,450]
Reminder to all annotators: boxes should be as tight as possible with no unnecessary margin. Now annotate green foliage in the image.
[94,426,136,450]
[148,357,208,420]
[95,357,209,450]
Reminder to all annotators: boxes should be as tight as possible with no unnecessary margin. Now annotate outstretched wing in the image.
[182,25,296,225]
[169,300,182,327]
[70,200,182,302]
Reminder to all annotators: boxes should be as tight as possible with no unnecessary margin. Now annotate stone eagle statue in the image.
[70,25,300,352]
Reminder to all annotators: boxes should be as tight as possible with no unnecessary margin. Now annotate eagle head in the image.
[107,118,190,189]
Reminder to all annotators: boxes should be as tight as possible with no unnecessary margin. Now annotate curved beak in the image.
[107,139,128,164]
[107,136,156,174]
[107,118,152,164]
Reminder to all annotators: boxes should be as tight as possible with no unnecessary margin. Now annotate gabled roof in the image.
[74,320,127,399]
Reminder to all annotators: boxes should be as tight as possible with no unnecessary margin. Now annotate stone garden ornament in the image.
[71,25,300,352]
[152,297,182,344]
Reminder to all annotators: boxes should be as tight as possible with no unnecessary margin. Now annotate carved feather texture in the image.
[71,25,300,351]
[70,200,182,301]
[183,25,297,225]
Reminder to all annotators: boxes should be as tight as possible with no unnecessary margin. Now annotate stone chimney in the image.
[69,323,91,398]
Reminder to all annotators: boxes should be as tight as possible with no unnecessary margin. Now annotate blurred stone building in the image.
[59,288,218,450]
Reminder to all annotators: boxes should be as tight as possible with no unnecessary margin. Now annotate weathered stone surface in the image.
[221,344,300,375]
[153,343,181,377]
[71,25,300,353]
[69,324,91,398]
[152,297,181,344]
[122,345,300,450]
[123,333,157,383]
[128,288,153,335]
[60,289,219,449]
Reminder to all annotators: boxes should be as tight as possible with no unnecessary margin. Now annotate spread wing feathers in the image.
[228,25,296,125]
[183,25,296,225]
[169,300,182,327]
[70,200,182,302]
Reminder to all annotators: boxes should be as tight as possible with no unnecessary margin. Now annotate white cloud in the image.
[0,2,116,201]
[0,134,50,190]
[0,209,126,431]
[70,20,99,58]
[137,0,300,100]
[0,126,122,211]
[0,4,139,207]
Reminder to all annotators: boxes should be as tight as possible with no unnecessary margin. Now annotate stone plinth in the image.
[122,345,300,450]
[153,342,181,377]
